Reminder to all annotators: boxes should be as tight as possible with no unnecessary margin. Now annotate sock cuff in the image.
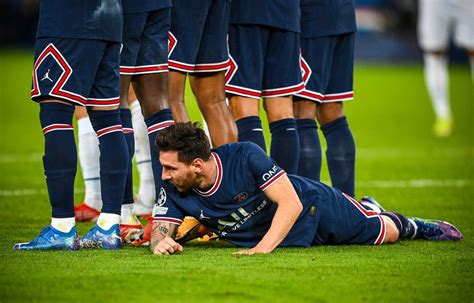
[269,118,297,133]
[39,102,75,113]
[236,116,263,132]
[296,118,318,130]
[321,116,348,135]
[144,108,174,134]
[39,103,75,131]
[88,109,123,135]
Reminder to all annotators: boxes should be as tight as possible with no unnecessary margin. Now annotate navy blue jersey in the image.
[122,0,171,14]
[37,0,123,43]
[301,0,356,38]
[230,0,300,33]
[153,142,334,247]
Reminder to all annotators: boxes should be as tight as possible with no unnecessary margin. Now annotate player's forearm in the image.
[149,221,178,252]
[255,200,303,253]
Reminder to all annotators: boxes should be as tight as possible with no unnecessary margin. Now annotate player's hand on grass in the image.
[233,246,272,255]
[152,236,183,255]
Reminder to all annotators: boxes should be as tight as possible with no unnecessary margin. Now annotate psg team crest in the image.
[233,192,248,203]
[157,187,167,206]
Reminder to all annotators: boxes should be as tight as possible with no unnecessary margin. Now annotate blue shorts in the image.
[120,8,171,76]
[296,33,355,103]
[168,0,230,73]
[31,38,120,107]
[225,25,304,99]
[312,192,386,245]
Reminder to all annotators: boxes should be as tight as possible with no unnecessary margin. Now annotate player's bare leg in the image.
[263,96,300,174]
[189,71,238,147]
[316,102,355,197]
[169,70,190,122]
[422,49,452,137]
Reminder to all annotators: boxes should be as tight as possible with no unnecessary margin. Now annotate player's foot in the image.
[13,226,80,251]
[120,223,144,244]
[410,218,463,241]
[133,195,153,218]
[131,217,153,246]
[433,117,453,138]
[74,203,100,222]
[360,196,385,213]
[80,224,122,249]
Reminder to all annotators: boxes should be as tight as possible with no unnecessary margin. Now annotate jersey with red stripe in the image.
[153,141,385,247]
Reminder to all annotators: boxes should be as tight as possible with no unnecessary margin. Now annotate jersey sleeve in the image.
[244,143,286,191]
[152,186,185,225]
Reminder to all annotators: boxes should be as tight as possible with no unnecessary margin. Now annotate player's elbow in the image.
[292,199,304,218]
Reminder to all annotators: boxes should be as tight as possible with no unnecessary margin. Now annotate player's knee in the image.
[316,102,344,125]
[263,97,295,122]
[382,216,400,244]
[293,99,317,119]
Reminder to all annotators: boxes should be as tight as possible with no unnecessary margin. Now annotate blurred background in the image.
[0,0,469,63]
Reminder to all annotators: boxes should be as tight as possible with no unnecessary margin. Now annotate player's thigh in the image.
[189,71,226,104]
[135,8,170,74]
[88,42,121,109]
[452,0,474,51]
[325,33,354,102]
[119,12,148,76]
[194,0,230,72]
[225,25,267,100]
[293,100,317,120]
[295,36,335,103]
[262,29,303,99]
[418,0,450,51]
[168,0,211,72]
[31,38,106,107]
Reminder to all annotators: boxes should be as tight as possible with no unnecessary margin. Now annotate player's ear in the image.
[191,158,204,171]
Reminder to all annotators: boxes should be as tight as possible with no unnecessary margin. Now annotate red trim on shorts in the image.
[120,64,168,75]
[261,82,305,98]
[225,84,261,98]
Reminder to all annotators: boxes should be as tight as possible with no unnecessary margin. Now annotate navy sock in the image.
[269,118,300,174]
[381,211,417,239]
[144,108,174,202]
[121,109,135,206]
[88,109,129,215]
[236,116,267,152]
[40,103,76,218]
[321,116,355,196]
[296,119,322,181]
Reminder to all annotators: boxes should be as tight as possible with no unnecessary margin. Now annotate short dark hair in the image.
[155,122,212,164]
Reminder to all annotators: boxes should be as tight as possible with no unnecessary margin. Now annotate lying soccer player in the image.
[149,123,462,255]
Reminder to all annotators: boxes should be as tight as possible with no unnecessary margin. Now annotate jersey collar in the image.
[193,152,222,197]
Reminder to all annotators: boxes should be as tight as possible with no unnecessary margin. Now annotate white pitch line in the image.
[0,179,472,197]
[0,188,84,197]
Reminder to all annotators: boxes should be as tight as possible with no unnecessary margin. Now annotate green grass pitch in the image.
[0,49,473,302]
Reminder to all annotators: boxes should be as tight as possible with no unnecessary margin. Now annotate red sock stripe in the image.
[147,120,175,134]
[42,124,74,135]
[123,127,134,134]
[96,125,123,138]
